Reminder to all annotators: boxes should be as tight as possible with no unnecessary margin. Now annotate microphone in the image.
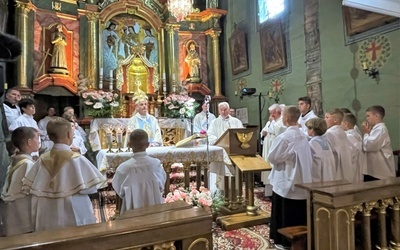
[0,32,22,61]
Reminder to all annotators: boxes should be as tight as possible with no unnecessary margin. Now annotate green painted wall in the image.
[221,0,400,150]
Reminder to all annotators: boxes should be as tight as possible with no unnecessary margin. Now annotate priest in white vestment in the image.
[193,102,216,133]
[125,98,163,147]
[113,129,166,214]
[207,102,243,191]
[324,108,356,182]
[3,88,21,127]
[297,96,317,136]
[260,104,286,196]
[22,118,105,232]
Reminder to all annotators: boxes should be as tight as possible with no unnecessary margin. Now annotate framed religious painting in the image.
[343,6,398,36]
[260,20,287,74]
[229,29,249,75]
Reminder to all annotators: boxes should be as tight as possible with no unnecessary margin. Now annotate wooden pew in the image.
[0,201,212,250]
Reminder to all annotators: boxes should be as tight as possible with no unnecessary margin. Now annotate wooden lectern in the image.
[215,126,271,231]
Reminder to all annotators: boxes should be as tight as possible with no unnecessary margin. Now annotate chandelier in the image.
[167,0,193,22]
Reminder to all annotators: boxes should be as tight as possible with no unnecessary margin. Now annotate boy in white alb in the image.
[22,117,105,231]
[361,105,395,181]
[0,127,40,236]
[341,113,364,183]
[113,129,166,214]
[297,96,317,136]
[324,108,356,182]
[306,118,336,182]
[268,106,312,249]
[193,102,216,133]
[38,106,57,152]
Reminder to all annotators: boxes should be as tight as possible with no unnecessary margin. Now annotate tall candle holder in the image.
[125,127,133,152]
[102,124,114,153]
[115,124,124,152]
[99,74,103,90]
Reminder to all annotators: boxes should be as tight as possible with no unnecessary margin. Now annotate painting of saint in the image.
[260,20,287,74]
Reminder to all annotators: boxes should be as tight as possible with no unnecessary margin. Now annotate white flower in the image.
[93,102,104,109]
[84,101,94,106]
[179,108,186,114]
[110,101,119,107]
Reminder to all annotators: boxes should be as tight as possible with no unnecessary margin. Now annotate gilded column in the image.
[86,12,99,86]
[165,23,180,91]
[205,29,222,97]
[15,0,35,89]
[159,26,166,78]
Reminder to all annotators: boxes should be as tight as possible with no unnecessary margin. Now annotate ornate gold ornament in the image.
[236,132,253,149]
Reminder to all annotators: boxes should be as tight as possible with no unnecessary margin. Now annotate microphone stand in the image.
[204,95,211,189]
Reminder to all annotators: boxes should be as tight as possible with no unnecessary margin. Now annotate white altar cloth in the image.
[96,145,233,192]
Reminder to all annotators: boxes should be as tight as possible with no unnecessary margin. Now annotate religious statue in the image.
[77,73,90,94]
[102,22,119,79]
[185,42,201,82]
[142,28,158,65]
[48,24,69,75]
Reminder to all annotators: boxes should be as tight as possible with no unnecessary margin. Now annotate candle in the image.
[99,82,103,89]
[109,82,113,90]
[106,132,112,144]
[172,85,176,93]
[116,132,123,143]
[4,83,8,90]
[162,72,166,80]
[163,83,167,92]
[99,68,103,76]
[172,74,176,81]
[362,62,368,70]
[109,70,113,78]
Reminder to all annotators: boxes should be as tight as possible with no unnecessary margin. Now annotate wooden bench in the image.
[0,202,212,250]
[278,226,308,250]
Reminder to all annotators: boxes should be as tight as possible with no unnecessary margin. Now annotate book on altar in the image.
[176,133,206,147]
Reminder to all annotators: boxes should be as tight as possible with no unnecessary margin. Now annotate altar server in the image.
[125,96,163,147]
[297,96,317,136]
[341,113,364,183]
[22,117,105,231]
[260,104,286,196]
[193,102,216,133]
[63,106,87,141]
[207,102,243,145]
[38,106,57,152]
[361,105,395,181]
[1,127,39,236]
[62,113,87,155]
[268,106,312,249]
[324,108,356,182]
[9,98,38,132]
[3,88,21,127]
[113,129,166,214]
[306,118,336,182]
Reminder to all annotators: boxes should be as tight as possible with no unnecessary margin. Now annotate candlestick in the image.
[163,82,167,92]
[110,81,113,90]
[172,74,176,81]
[162,72,166,80]
[116,132,123,143]
[99,68,103,76]
[109,70,113,78]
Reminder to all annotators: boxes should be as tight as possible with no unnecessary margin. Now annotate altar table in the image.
[96,145,233,193]
[89,118,192,151]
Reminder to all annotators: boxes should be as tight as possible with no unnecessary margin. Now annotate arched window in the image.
[258,0,285,24]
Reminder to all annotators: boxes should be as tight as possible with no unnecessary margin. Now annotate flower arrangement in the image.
[162,93,199,119]
[81,90,120,118]
[164,183,224,212]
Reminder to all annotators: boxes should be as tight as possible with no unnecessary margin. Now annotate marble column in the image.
[205,28,222,97]
[165,23,180,92]
[15,0,36,89]
[86,12,99,87]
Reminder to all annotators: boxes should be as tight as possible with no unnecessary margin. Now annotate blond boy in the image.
[1,127,39,236]
[22,117,105,231]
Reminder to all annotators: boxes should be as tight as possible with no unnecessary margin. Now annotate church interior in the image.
[0,0,399,249]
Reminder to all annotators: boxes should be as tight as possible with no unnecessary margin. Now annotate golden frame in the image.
[343,6,398,36]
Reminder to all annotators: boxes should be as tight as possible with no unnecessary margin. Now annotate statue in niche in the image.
[185,41,201,82]
[142,28,158,65]
[48,24,69,75]
[102,22,120,78]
